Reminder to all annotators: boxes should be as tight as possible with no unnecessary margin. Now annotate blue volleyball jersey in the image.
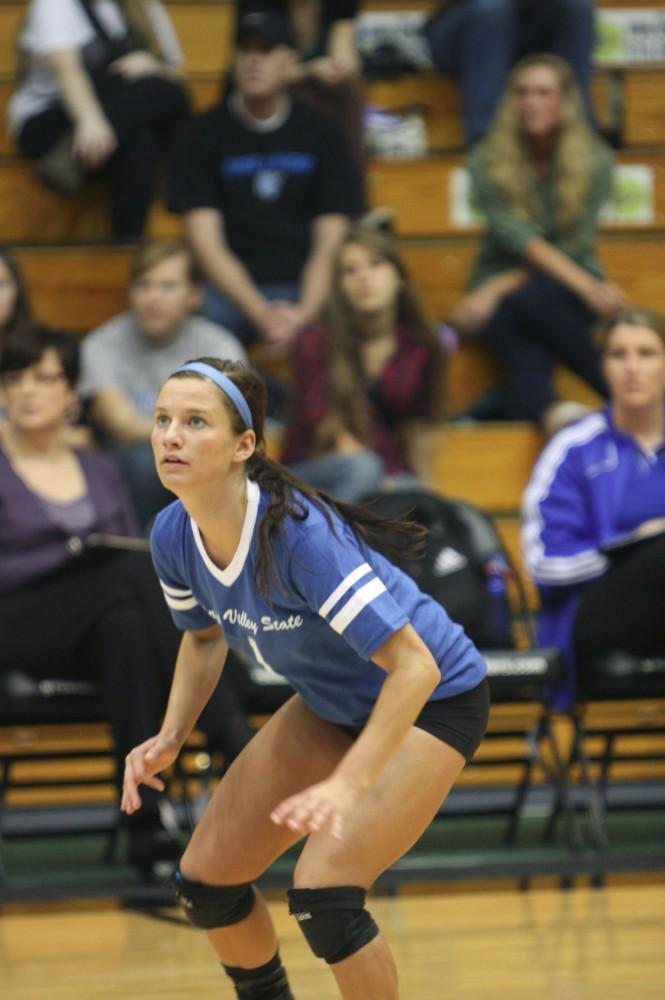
[151,480,486,726]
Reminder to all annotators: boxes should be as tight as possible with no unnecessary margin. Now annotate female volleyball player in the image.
[122,358,489,1000]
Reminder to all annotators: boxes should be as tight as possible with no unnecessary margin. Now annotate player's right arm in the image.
[121,624,228,813]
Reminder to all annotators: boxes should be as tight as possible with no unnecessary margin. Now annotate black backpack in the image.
[362,487,516,650]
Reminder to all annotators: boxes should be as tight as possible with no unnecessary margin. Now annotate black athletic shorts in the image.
[337,677,490,762]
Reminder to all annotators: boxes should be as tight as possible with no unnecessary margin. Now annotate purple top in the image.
[0,446,140,594]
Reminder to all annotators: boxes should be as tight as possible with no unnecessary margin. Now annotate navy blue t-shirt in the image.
[167,98,363,285]
[151,480,486,726]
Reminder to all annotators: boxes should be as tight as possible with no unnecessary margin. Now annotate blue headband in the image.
[174,362,253,429]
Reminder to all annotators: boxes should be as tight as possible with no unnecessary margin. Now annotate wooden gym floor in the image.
[2,883,665,999]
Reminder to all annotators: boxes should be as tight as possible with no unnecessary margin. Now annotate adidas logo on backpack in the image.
[433,547,468,576]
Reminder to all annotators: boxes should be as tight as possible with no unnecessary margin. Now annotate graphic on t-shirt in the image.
[221,152,316,202]
[254,171,285,202]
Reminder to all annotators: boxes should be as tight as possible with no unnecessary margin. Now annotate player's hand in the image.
[270,775,363,840]
[580,277,629,318]
[634,516,665,539]
[72,114,116,168]
[449,288,501,337]
[109,50,163,80]
[121,733,181,815]
[262,301,305,350]
[306,56,349,86]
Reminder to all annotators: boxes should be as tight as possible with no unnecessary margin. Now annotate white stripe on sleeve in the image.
[319,563,372,618]
[329,577,387,635]
[163,593,200,611]
[522,412,609,584]
[160,581,195,599]
[159,579,199,611]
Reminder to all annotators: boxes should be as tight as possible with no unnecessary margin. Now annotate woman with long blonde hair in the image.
[281,225,447,500]
[9,0,189,239]
[451,54,628,425]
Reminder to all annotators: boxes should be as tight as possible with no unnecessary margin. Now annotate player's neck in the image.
[354,305,398,343]
[232,90,290,129]
[612,400,665,451]
[182,476,249,570]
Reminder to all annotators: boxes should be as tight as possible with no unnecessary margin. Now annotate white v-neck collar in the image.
[190,479,260,586]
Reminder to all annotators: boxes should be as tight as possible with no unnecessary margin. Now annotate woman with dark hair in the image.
[0,328,254,874]
[0,246,33,349]
[281,226,447,501]
[522,307,665,708]
[9,0,190,239]
[122,357,488,999]
[452,54,629,427]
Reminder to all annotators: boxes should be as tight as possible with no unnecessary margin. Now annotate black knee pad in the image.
[287,886,379,964]
[173,868,255,929]
[223,952,294,1000]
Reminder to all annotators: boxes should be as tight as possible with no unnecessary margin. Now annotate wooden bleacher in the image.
[1,0,664,825]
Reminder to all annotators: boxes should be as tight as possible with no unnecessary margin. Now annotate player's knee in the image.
[287,886,379,964]
[173,868,255,929]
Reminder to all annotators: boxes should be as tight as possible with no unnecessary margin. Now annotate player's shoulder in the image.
[538,408,610,468]
[289,98,343,144]
[85,312,133,349]
[280,492,357,561]
[151,498,190,555]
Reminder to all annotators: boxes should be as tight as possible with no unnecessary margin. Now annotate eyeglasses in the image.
[3,369,66,388]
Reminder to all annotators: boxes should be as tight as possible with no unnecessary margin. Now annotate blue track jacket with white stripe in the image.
[522,407,664,707]
[151,479,486,726]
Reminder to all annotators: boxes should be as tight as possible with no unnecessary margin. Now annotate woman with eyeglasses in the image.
[3,326,270,876]
[0,325,188,872]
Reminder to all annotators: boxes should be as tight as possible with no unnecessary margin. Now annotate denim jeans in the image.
[424,0,595,142]
[290,450,387,503]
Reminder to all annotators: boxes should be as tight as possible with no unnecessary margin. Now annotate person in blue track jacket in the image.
[522,308,665,708]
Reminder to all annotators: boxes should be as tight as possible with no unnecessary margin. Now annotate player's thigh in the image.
[181,694,353,884]
[295,727,466,889]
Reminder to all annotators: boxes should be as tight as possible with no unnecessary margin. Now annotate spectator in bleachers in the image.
[281,225,447,500]
[80,239,247,528]
[0,325,184,874]
[9,0,189,240]
[424,0,597,145]
[1,325,257,872]
[237,1,364,165]
[450,54,628,428]
[0,247,33,352]
[168,8,364,351]
[522,308,665,708]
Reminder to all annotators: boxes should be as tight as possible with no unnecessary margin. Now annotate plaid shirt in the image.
[281,323,436,474]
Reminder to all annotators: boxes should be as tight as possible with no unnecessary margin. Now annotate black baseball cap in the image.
[236,10,296,50]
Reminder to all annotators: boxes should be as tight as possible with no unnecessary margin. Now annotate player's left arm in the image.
[271,623,440,838]
[297,214,350,327]
[337,623,441,784]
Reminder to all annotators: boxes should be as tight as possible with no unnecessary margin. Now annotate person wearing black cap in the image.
[238,2,361,83]
[236,1,363,164]
[167,9,364,353]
